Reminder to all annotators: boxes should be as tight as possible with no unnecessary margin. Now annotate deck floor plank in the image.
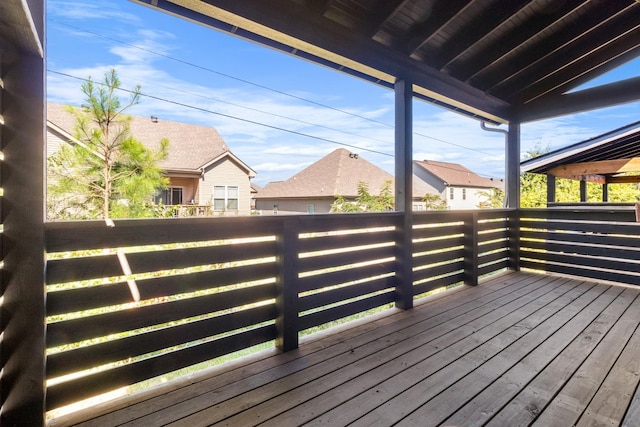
[444,286,639,427]
[495,287,640,427]
[351,281,610,427]
[404,284,623,427]
[50,273,640,427]
[577,305,640,427]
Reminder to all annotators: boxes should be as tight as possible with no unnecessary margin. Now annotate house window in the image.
[307,204,315,214]
[462,188,466,200]
[156,187,183,205]
[449,187,454,200]
[213,185,239,211]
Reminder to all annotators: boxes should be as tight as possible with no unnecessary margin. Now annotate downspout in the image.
[480,121,509,207]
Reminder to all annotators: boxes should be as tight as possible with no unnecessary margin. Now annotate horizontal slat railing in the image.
[295,213,399,333]
[45,216,283,411]
[412,209,514,295]
[520,208,640,286]
[44,210,516,413]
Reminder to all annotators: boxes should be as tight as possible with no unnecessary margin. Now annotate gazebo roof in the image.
[521,120,640,184]
[132,0,640,124]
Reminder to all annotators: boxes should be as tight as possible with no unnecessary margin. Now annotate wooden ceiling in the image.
[133,0,640,124]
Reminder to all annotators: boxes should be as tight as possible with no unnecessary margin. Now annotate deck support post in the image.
[547,175,556,206]
[464,212,479,286]
[0,49,47,424]
[394,78,413,310]
[506,122,520,209]
[506,122,521,271]
[276,218,299,352]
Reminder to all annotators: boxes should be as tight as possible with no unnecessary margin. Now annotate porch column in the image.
[394,78,413,310]
[506,122,521,209]
[0,46,47,424]
[506,122,521,271]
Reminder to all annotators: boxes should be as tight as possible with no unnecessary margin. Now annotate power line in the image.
[134,78,395,148]
[49,19,504,160]
[48,69,394,157]
[50,20,391,127]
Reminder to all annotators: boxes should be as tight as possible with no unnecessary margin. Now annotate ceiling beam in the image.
[405,0,473,58]
[460,1,589,84]
[364,0,407,38]
[548,158,640,178]
[607,175,640,184]
[559,174,607,184]
[517,75,640,122]
[510,21,640,105]
[479,2,633,95]
[434,0,531,71]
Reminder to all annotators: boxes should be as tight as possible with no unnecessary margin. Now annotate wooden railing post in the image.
[464,212,479,286]
[276,218,299,352]
[509,209,521,271]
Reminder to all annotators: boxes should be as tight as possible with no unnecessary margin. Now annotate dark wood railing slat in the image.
[47,262,278,316]
[47,305,277,379]
[47,283,277,347]
[45,325,277,411]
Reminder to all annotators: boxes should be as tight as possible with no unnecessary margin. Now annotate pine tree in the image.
[48,69,169,219]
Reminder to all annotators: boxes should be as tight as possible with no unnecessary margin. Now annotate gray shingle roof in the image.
[47,103,229,171]
[414,159,495,189]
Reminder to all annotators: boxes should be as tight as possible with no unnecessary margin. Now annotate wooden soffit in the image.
[548,158,640,184]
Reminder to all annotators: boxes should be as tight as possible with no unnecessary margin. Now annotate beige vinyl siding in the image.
[47,130,66,158]
[200,157,253,215]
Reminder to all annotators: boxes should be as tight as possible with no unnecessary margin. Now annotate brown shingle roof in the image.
[414,159,495,188]
[256,148,432,199]
[46,103,229,171]
[257,148,393,199]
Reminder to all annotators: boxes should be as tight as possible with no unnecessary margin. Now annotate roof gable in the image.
[521,120,640,175]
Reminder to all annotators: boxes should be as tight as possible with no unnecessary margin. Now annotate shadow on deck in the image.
[51,271,640,426]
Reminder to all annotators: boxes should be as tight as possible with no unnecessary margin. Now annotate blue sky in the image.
[46,0,640,186]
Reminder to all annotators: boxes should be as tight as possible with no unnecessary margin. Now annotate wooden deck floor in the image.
[52,272,640,427]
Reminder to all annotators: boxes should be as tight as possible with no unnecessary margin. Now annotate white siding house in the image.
[413,159,499,210]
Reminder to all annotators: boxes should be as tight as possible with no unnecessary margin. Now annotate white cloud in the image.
[48,0,141,24]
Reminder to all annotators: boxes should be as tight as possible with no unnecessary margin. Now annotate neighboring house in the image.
[46,103,256,215]
[413,159,498,209]
[255,148,433,214]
